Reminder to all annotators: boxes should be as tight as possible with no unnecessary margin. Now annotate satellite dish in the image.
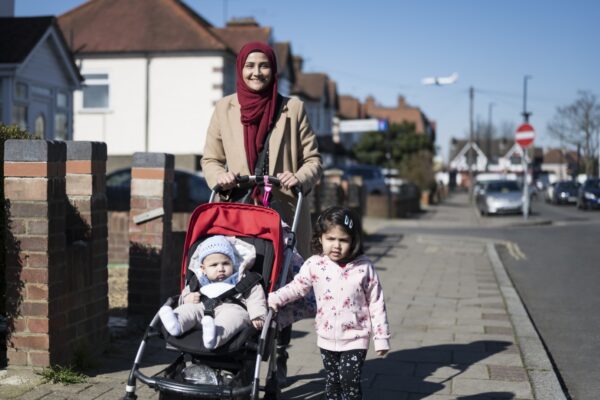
[421,72,459,86]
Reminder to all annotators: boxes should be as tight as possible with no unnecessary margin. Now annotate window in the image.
[55,91,69,140]
[32,85,51,97]
[15,82,28,99]
[55,113,67,140]
[82,73,109,109]
[34,114,45,139]
[12,105,27,131]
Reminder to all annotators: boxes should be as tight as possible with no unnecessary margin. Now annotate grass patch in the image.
[36,365,87,385]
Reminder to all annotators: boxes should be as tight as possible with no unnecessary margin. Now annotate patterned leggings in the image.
[319,348,367,400]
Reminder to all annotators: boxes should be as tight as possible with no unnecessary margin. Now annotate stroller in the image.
[123,175,303,400]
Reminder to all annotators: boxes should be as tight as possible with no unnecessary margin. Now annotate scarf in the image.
[236,42,279,173]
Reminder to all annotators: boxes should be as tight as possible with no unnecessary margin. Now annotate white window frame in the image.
[82,72,110,110]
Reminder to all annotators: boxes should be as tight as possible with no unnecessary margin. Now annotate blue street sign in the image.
[378,119,389,131]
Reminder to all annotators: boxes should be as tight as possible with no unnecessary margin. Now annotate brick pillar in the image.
[3,140,66,367]
[128,153,175,320]
[64,141,109,355]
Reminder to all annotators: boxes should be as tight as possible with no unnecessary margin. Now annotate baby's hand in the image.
[376,350,388,357]
[251,318,264,330]
[183,292,200,304]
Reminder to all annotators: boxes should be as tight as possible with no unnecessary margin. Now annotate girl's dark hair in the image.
[311,206,364,263]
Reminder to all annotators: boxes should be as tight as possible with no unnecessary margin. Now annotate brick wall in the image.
[3,140,109,367]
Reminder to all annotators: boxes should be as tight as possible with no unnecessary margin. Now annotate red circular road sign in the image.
[515,123,535,148]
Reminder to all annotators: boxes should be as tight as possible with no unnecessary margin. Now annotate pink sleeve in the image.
[269,259,314,308]
[365,262,391,351]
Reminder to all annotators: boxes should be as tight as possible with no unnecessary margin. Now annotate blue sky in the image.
[15,0,600,161]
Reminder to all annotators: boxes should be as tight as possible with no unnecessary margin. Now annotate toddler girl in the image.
[268,206,390,400]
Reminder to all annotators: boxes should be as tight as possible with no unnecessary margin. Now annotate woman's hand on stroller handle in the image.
[211,174,301,196]
[251,318,264,330]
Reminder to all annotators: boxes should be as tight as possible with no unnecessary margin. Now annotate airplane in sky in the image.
[421,72,459,86]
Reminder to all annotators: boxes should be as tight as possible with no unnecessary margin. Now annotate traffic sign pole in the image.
[515,123,535,220]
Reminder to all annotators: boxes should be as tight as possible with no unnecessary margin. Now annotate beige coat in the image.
[202,94,322,258]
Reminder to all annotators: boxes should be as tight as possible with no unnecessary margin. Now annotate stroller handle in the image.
[210,175,302,197]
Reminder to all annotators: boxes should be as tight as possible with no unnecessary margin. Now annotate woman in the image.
[201,42,322,388]
[201,41,322,258]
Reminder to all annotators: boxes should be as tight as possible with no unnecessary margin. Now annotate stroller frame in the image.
[123,175,303,400]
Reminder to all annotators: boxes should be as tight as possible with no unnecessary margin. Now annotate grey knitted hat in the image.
[197,235,237,269]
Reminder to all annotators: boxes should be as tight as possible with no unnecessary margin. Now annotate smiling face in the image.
[201,253,234,282]
[242,51,273,92]
[320,225,352,262]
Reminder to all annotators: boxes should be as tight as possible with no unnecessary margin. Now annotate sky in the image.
[15,0,600,162]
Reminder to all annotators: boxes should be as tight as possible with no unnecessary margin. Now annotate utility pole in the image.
[522,75,532,122]
[468,86,474,201]
[521,75,532,219]
[487,102,495,170]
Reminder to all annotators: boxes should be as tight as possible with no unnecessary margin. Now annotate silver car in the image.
[476,180,527,216]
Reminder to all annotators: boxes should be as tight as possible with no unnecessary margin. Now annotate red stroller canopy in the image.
[180,202,283,292]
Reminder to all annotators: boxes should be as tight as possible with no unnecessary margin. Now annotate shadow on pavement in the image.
[283,340,513,399]
[364,233,403,264]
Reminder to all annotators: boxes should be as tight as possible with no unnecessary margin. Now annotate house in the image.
[364,95,436,143]
[0,14,82,139]
[542,148,578,180]
[291,56,340,167]
[58,0,237,171]
[273,42,296,96]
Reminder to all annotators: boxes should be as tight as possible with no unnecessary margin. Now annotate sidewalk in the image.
[0,194,564,399]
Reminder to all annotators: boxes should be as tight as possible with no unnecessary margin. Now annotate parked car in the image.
[476,179,528,216]
[339,164,388,195]
[106,168,211,212]
[551,180,580,205]
[577,178,600,210]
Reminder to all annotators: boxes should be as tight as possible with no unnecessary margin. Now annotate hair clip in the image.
[344,214,353,229]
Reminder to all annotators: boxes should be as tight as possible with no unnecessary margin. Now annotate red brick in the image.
[26,220,48,235]
[4,178,48,201]
[19,236,48,251]
[12,317,27,332]
[26,253,49,268]
[6,349,28,366]
[66,160,92,174]
[6,202,48,218]
[27,318,49,334]
[21,268,48,284]
[26,284,48,301]
[8,218,26,234]
[66,174,93,196]
[4,162,50,177]
[30,351,51,367]
[11,334,49,350]
[20,302,48,317]
[132,168,165,180]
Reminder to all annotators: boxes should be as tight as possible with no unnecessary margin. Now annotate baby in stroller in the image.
[159,235,267,349]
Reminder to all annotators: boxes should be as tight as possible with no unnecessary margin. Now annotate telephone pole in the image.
[468,86,474,200]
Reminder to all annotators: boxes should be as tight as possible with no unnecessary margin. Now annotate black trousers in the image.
[319,348,367,400]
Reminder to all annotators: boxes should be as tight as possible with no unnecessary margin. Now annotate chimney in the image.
[226,17,259,27]
[293,56,303,74]
[0,0,15,17]
[398,96,406,108]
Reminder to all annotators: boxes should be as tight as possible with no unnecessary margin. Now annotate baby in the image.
[159,235,266,349]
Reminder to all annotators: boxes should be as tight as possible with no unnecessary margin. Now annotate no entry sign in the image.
[515,123,535,148]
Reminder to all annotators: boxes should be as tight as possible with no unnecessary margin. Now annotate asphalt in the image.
[0,193,566,399]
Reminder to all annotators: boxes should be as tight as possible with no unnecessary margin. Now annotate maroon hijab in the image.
[236,42,279,173]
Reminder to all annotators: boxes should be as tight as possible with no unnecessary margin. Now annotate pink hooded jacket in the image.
[269,254,390,352]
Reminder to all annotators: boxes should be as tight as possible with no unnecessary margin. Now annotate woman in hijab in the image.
[202,42,322,259]
[202,42,321,389]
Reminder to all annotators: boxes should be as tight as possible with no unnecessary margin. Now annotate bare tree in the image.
[499,120,516,140]
[548,90,600,176]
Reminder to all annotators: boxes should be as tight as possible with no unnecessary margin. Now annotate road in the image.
[388,195,600,400]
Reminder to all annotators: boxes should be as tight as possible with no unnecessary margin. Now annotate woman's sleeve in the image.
[364,261,391,351]
[201,107,228,189]
[269,259,314,308]
[294,102,323,195]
